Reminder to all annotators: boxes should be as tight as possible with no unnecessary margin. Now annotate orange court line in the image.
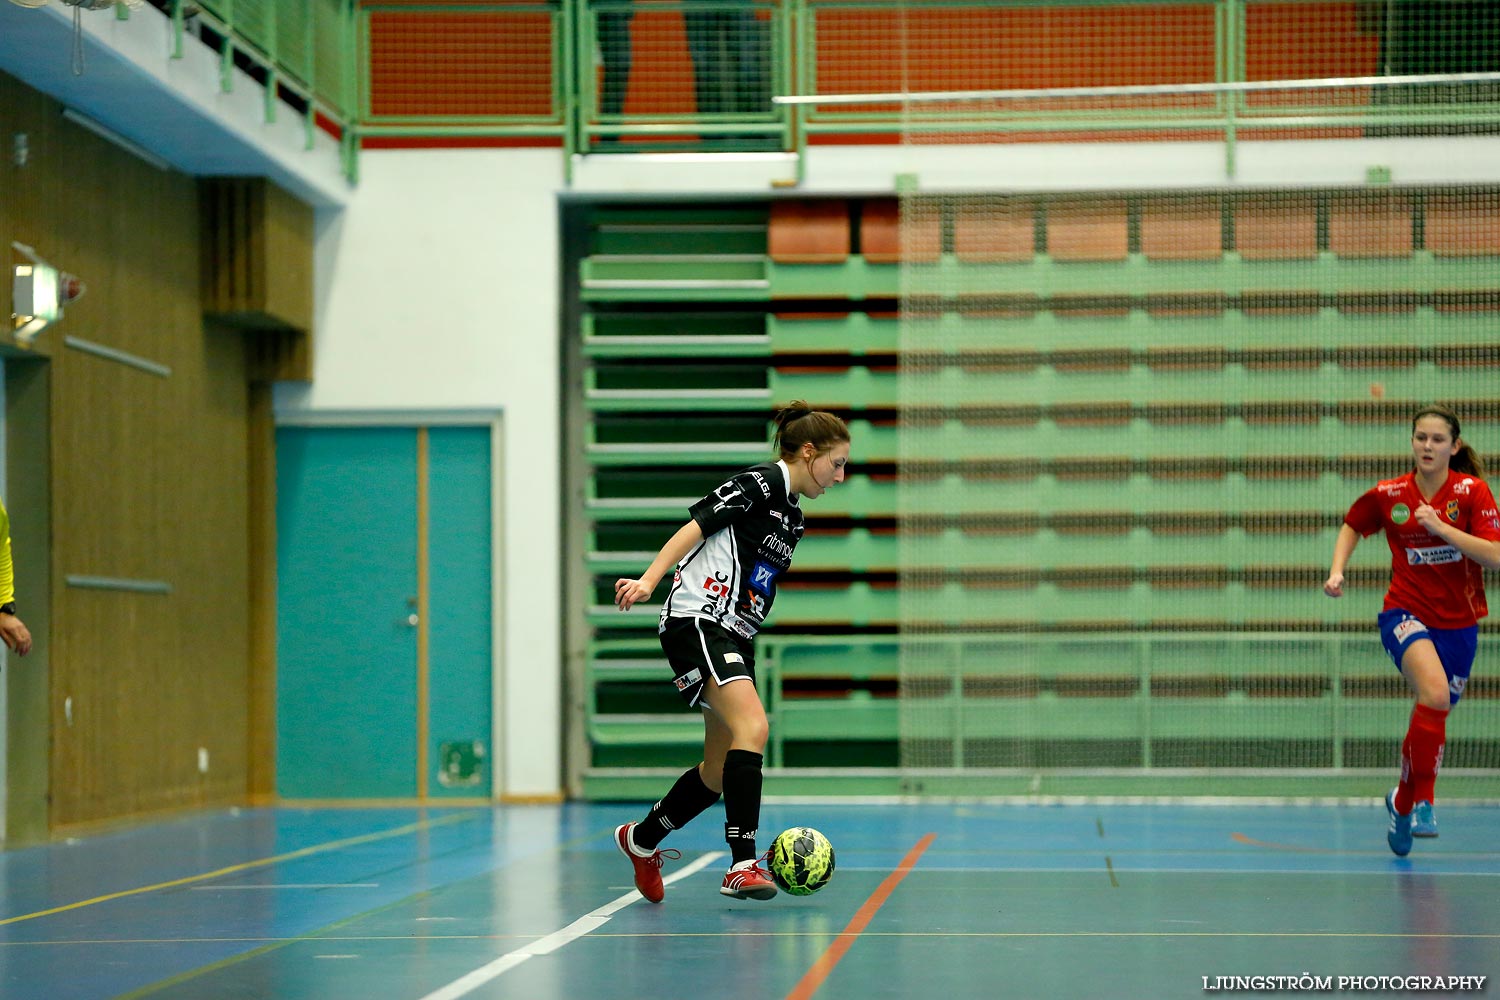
[785,833,936,1000]
[1231,832,1344,854]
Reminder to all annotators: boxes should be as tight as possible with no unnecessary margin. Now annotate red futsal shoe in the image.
[615,823,679,903]
[719,857,778,900]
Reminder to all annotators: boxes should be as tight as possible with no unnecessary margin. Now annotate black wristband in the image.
[0,602,15,616]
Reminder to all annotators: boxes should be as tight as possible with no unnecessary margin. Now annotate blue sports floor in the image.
[1,801,1496,999]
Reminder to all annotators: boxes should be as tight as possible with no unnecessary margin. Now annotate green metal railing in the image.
[117,2,1500,186]
[585,629,1500,798]
[143,0,360,182]
[344,0,1500,182]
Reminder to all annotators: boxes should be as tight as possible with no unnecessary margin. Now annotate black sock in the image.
[634,765,722,851]
[721,748,764,864]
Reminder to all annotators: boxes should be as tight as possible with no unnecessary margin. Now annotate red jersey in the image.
[1344,469,1500,628]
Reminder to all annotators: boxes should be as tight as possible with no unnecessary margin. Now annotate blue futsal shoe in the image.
[1386,789,1413,857]
[1411,800,1438,838]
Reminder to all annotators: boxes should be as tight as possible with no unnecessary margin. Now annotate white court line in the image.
[416,851,726,1000]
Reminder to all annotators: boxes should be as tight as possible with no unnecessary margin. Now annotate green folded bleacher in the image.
[568,193,1500,799]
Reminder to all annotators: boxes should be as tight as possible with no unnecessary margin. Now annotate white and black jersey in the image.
[659,461,805,639]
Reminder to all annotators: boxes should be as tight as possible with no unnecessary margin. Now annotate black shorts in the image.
[658,616,757,708]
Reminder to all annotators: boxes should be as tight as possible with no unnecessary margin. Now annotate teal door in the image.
[276,425,493,799]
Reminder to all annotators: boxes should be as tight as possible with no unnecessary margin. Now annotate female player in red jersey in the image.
[611,402,850,902]
[1324,405,1500,856]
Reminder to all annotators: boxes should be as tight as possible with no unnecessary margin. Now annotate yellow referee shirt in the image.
[0,497,15,608]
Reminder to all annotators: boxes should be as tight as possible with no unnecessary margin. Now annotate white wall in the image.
[572,136,1500,193]
[276,149,565,798]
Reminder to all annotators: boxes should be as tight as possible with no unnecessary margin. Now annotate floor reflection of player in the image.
[1396,870,1460,987]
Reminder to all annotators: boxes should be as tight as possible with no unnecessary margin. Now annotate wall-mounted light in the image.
[11,242,84,348]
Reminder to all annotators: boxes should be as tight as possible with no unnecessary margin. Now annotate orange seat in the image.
[1141,195,1223,260]
[1234,194,1318,260]
[861,199,941,264]
[1046,198,1127,262]
[769,200,851,264]
[953,199,1035,262]
[1328,191,1413,258]
[1425,193,1500,257]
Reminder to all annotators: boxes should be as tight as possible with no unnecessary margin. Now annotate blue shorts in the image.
[1378,608,1479,706]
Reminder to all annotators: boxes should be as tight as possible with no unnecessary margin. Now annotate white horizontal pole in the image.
[773,71,1500,106]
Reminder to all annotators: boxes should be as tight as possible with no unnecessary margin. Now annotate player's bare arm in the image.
[1324,523,1360,598]
[615,519,705,611]
[1413,504,1500,570]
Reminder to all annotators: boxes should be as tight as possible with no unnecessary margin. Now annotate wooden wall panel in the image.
[1,74,55,845]
[259,180,315,329]
[1,68,255,828]
[247,383,277,802]
[1,358,52,845]
[201,179,314,382]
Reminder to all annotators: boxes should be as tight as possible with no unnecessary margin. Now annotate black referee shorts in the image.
[658,615,757,708]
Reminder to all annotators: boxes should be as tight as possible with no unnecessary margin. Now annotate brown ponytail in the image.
[773,400,849,460]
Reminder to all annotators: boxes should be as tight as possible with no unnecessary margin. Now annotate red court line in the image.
[785,833,936,1000]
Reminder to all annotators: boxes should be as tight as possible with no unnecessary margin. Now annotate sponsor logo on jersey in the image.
[720,614,756,639]
[1455,478,1473,495]
[746,591,767,619]
[1406,545,1461,566]
[1379,483,1403,496]
[768,510,803,537]
[674,668,702,692]
[749,560,779,594]
[712,482,753,514]
[724,652,744,665]
[760,533,795,562]
[749,471,771,497]
[1393,617,1428,643]
[1446,499,1460,522]
[1390,503,1411,525]
[702,573,732,598]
